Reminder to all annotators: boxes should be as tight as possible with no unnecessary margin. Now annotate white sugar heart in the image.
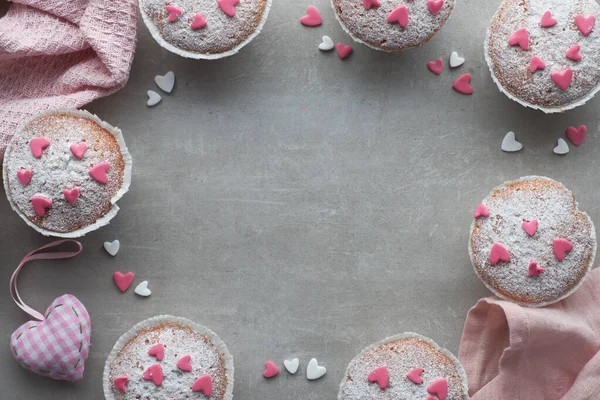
[306,358,326,380]
[284,358,300,374]
[501,131,522,152]
[554,138,569,155]
[449,51,465,68]
[134,281,152,297]
[103,240,120,256]
[155,71,175,93]
[147,90,162,107]
[318,36,334,51]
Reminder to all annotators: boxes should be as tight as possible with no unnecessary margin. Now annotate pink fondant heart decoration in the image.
[29,137,50,158]
[575,15,595,36]
[529,56,546,73]
[31,196,52,217]
[428,0,444,15]
[508,27,529,50]
[191,12,207,29]
[388,5,409,28]
[165,5,182,22]
[143,364,164,386]
[522,220,538,236]
[10,294,91,382]
[89,162,110,184]
[473,203,489,219]
[551,68,573,90]
[368,366,389,390]
[553,239,573,261]
[17,169,32,185]
[113,272,135,292]
[490,243,510,265]
[566,44,582,61]
[541,11,557,28]
[263,360,279,378]
[192,374,213,395]
[63,188,79,204]
[407,367,424,384]
[566,125,587,146]
[427,58,443,75]
[364,0,380,10]
[177,355,193,372]
[452,73,473,95]
[427,378,448,400]
[528,261,544,277]
[148,343,165,361]
[218,0,239,17]
[337,43,353,60]
[300,6,322,26]
[70,143,87,159]
[114,376,128,392]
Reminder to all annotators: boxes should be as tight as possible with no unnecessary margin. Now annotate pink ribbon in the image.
[10,240,83,321]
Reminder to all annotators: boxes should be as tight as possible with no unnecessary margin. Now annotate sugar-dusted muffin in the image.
[2,109,132,237]
[140,0,272,59]
[332,0,456,52]
[470,177,596,307]
[339,333,469,400]
[104,316,234,400]
[485,0,600,113]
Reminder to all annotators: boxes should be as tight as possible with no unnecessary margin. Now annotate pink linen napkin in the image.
[0,0,138,157]
[459,267,600,399]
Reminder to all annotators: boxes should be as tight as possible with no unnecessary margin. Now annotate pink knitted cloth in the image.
[0,0,138,157]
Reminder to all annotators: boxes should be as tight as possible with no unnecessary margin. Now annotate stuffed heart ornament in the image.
[9,240,90,382]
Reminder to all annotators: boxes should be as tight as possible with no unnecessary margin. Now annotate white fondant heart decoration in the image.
[501,131,523,152]
[318,36,334,51]
[553,138,569,155]
[306,358,326,380]
[135,281,152,297]
[147,90,162,107]
[104,240,120,256]
[155,71,175,93]
[284,358,300,374]
[449,51,465,68]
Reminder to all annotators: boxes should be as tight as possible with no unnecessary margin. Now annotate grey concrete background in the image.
[1,0,600,398]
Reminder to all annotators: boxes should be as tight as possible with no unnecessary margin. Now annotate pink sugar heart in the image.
[529,56,546,73]
[148,343,165,361]
[31,196,52,217]
[263,360,279,378]
[192,374,213,395]
[575,14,595,36]
[63,188,80,204]
[165,5,182,22]
[368,366,389,390]
[364,0,380,10]
[473,203,489,219]
[428,378,448,400]
[541,11,557,27]
[551,68,573,90]
[300,5,322,26]
[508,27,529,50]
[553,239,573,261]
[452,73,473,95]
[566,44,582,61]
[490,243,510,265]
[336,43,353,60]
[29,137,50,159]
[114,376,128,393]
[177,355,193,372]
[113,271,135,292]
[428,0,444,15]
[143,363,164,386]
[522,220,538,236]
[427,58,443,75]
[566,125,587,146]
[70,143,87,159]
[218,0,239,17]
[191,12,207,29]
[388,5,409,28]
[89,162,110,184]
[17,169,32,185]
[10,294,91,382]
[407,367,424,384]
[528,261,544,277]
